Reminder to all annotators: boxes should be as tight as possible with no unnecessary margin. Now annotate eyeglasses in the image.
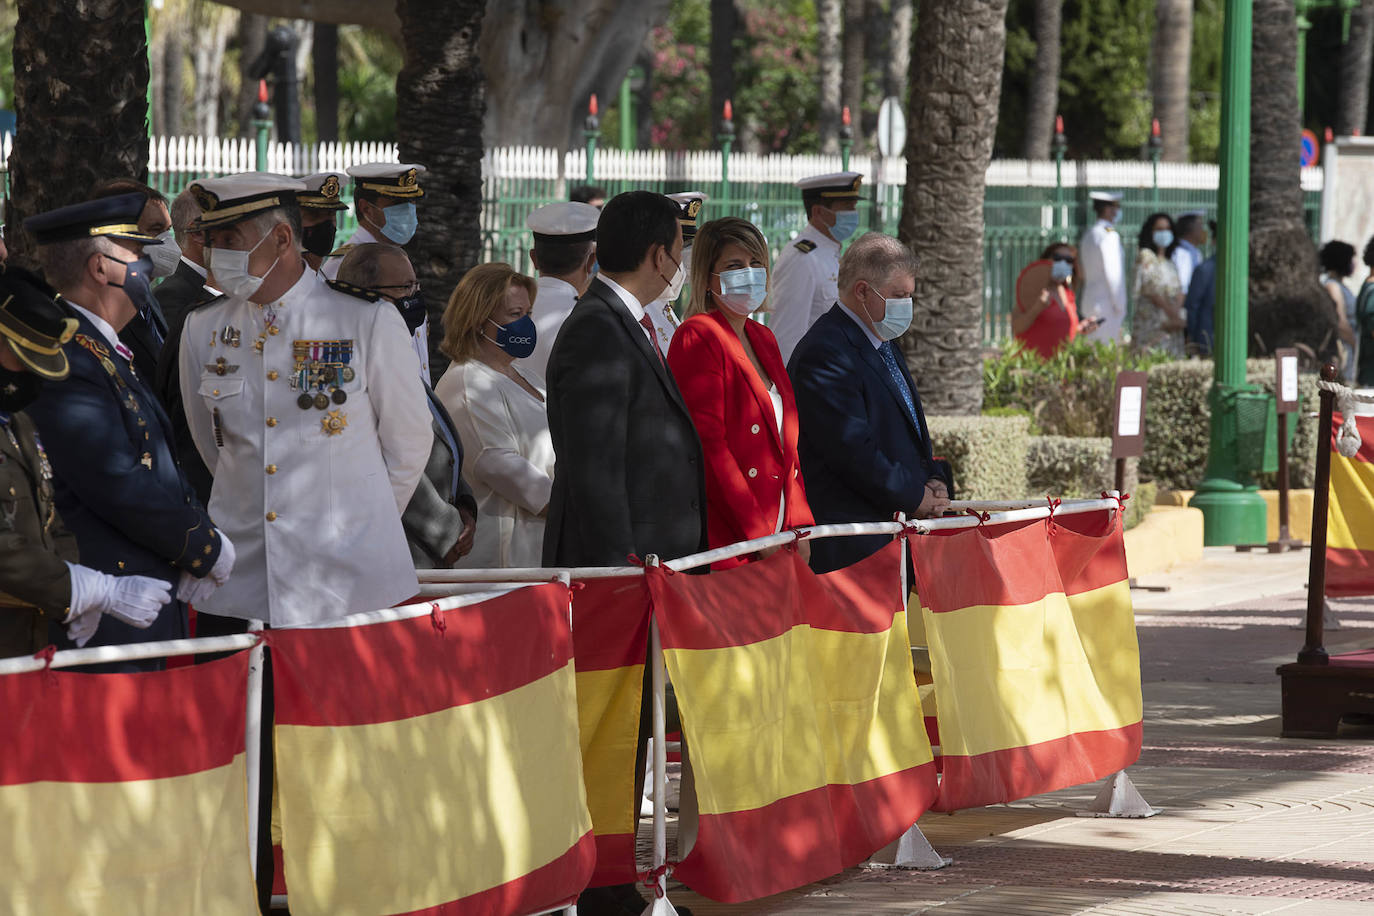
[373,282,421,296]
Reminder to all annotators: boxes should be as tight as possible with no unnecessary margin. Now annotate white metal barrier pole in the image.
[644,556,677,916]
[245,620,265,879]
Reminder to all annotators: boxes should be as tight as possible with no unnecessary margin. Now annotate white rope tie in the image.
[1317,379,1372,457]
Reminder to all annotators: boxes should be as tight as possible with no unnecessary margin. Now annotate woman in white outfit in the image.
[435,263,554,568]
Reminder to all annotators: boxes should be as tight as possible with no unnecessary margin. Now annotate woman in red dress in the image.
[1012,242,1102,358]
[666,217,814,568]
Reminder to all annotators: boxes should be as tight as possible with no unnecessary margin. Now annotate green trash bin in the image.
[1234,389,1278,475]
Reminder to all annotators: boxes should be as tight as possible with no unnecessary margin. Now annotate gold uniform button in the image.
[267,370,279,381]
[268,326,281,336]
[212,389,220,396]
[266,511,278,522]
[266,417,278,427]
[266,464,277,475]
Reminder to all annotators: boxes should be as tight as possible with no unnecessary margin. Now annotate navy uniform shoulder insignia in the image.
[325,244,355,261]
[325,279,383,302]
[794,239,817,253]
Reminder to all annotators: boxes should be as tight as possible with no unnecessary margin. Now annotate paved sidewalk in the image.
[653,547,1374,915]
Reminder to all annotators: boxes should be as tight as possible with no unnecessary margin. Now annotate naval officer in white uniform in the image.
[323,162,432,382]
[642,190,706,353]
[179,173,432,627]
[524,200,600,382]
[1078,190,1129,343]
[769,171,863,364]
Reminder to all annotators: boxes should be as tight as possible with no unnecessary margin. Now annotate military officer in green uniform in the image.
[0,266,172,658]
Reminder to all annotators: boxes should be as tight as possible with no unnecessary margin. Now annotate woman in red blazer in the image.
[667,217,814,568]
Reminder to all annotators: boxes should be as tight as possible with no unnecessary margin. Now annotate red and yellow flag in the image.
[570,575,652,887]
[1327,413,1374,597]
[0,652,259,914]
[270,585,594,916]
[911,510,1141,812]
[651,542,938,903]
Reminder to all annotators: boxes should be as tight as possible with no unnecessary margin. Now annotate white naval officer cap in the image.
[1089,190,1124,204]
[526,201,600,243]
[187,173,308,230]
[666,191,708,242]
[297,172,349,211]
[795,171,864,199]
[346,162,427,199]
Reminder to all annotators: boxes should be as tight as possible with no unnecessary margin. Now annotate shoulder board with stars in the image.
[794,239,817,253]
[325,279,384,303]
[325,244,355,261]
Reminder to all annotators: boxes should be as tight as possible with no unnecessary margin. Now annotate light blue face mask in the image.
[379,201,419,245]
[1152,229,1174,250]
[1050,259,1074,282]
[867,281,913,341]
[716,266,769,315]
[831,209,860,242]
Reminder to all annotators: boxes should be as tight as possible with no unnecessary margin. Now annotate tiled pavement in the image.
[647,547,1374,915]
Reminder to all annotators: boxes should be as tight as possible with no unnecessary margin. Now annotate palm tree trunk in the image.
[1021,0,1061,160]
[1339,0,1374,136]
[841,0,866,148]
[710,0,737,148]
[1249,0,1337,359]
[396,0,487,380]
[6,0,149,266]
[1151,0,1192,162]
[817,0,843,153]
[898,0,1009,416]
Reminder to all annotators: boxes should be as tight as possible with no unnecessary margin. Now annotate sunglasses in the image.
[1051,254,1076,265]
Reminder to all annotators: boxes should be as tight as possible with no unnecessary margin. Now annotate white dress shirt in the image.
[598,274,658,348]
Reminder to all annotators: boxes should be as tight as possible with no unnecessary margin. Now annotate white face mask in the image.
[147,231,182,279]
[660,246,687,302]
[209,227,280,300]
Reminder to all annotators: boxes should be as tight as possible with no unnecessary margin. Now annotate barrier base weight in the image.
[1075,770,1160,818]
[866,824,953,869]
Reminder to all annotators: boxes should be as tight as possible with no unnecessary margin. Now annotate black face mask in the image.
[302,221,338,259]
[104,254,159,317]
[0,369,43,411]
[395,292,427,333]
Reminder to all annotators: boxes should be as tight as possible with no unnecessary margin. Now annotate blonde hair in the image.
[440,262,538,362]
[684,217,772,319]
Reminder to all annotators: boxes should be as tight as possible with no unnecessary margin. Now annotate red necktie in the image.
[639,314,665,364]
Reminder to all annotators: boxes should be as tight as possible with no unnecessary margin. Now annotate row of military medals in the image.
[292,340,355,411]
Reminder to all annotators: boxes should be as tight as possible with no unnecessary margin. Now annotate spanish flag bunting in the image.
[1327,412,1374,597]
[911,510,1142,812]
[0,652,259,914]
[570,574,653,887]
[269,585,594,916]
[651,542,938,903]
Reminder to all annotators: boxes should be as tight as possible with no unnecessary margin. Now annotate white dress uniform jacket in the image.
[644,291,682,352]
[433,359,554,569]
[1078,218,1128,343]
[768,222,841,364]
[527,275,579,382]
[323,224,432,384]
[180,269,433,626]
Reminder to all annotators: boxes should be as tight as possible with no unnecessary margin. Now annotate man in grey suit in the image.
[338,243,477,566]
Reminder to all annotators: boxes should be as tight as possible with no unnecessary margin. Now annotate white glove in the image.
[208,530,235,586]
[64,563,173,648]
[177,570,218,607]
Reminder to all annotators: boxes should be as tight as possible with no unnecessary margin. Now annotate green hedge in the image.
[1025,436,1150,529]
[927,414,1029,501]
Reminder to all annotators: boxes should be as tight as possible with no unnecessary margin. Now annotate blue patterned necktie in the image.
[879,341,923,440]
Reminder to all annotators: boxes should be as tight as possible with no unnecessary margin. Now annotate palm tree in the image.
[396,0,488,380]
[898,0,1009,416]
[1151,0,1192,162]
[1248,0,1337,359]
[1022,0,1062,160]
[6,0,149,266]
[1339,0,1374,136]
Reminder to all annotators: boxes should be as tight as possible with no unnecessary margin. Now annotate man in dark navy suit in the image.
[788,232,951,574]
[23,193,234,669]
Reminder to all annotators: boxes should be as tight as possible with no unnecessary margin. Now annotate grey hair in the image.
[337,242,410,290]
[36,236,120,294]
[236,203,302,251]
[836,232,919,300]
[170,189,203,245]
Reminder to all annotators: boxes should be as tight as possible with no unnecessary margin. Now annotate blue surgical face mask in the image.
[1050,259,1074,282]
[831,209,860,242]
[379,201,418,245]
[484,315,537,359]
[1152,229,1174,250]
[866,280,913,341]
[716,266,768,316]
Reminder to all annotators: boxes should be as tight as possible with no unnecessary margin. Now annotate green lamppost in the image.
[1147,118,1162,208]
[1052,115,1067,235]
[839,106,853,173]
[253,79,272,173]
[583,94,600,186]
[717,99,735,212]
[1189,0,1268,545]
